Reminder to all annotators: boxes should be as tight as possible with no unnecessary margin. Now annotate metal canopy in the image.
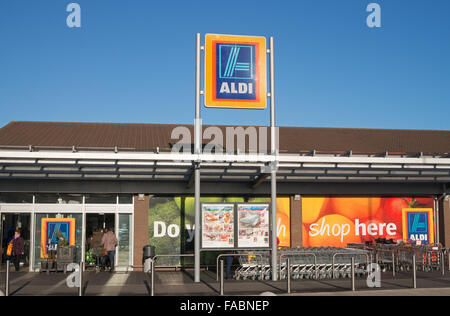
[0,149,449,183]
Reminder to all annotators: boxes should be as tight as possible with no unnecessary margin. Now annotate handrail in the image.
[279,252,318,280]
[332,252,370,279]
[372,248,396,276]
[215,253,264,282]
[150,254,195,296]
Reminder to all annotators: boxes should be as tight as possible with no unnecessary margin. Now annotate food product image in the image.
[239,213,261,227]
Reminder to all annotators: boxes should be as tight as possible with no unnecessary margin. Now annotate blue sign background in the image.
[215,43,256,100]
[407,212,429,242]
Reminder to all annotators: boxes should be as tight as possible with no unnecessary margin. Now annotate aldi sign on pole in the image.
[205,34,267,109]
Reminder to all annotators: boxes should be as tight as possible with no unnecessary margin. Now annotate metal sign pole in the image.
[194,33,202,283]
[269,36,278,282]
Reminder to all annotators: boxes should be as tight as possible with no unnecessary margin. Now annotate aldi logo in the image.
[219,44,254,80]
[402,208,434,244]
[205,34,267,109]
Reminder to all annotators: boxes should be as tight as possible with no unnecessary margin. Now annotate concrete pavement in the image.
[2,268,450,296]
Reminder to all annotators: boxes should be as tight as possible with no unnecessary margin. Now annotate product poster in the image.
[237,203,270,248]
[201,203,235,249]
[248,197,291,247]
[40,218,76,258]
[302,197,434,247]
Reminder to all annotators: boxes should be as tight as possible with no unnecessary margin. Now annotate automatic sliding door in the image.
[117,214,132,269]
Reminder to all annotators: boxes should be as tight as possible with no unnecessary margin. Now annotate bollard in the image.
[332,262,335,279]
[315,256,318,280]
[286,258,291,294]
[448,251,450,272]
[351,257,355,292]
[220,260,224,296]
[5,259,10,297]
[447,250,450,271]
[151,259,155,297]
[78,261,84,296]
[442,251,445,276]
[392,252,396,277]
[412,253,417,289]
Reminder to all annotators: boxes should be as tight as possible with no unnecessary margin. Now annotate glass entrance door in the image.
[85,213,115,269]
[1,213,31,270]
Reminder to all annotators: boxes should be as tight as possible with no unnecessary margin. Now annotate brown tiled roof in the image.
[0,121,448,155]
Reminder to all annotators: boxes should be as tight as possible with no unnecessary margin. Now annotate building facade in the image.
[0,121,449,271]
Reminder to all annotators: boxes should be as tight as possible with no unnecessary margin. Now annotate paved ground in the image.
[2,268,450,296]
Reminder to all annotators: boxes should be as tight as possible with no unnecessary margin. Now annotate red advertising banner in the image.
[302,197,434,247]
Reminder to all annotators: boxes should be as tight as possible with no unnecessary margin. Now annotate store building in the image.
[0,121,449,271]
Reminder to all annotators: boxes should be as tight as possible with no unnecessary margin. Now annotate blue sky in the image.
[0,0,449,130]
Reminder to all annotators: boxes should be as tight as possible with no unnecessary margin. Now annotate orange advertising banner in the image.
[276,197,290,247]
[302,197,434,247]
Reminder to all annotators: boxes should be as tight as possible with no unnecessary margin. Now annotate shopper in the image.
[12,230,25,272]
[101,228,118,273]
[225,254,234,279]
[91,228,104,271]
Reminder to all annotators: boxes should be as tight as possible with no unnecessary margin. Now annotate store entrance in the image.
[0,213,31,270]
[85,213,115,269]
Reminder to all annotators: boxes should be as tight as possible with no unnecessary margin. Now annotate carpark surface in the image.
[2,269,450,296]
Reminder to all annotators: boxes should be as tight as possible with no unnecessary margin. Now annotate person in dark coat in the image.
[12,230,25,271]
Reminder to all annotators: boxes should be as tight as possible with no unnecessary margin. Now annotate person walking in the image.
[101,228,118,273]
[12,230,25,272]
[91,228,104,271]
[225,255,234,279]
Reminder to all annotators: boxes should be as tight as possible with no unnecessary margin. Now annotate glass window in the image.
[118,194,133,204]
[118,214,132,267]
[33,213,82,270]
[34,194,59,204]
[0,193,33,203]
[35,194,83,204]
[85,194,117,204]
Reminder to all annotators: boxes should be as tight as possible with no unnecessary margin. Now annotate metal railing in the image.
[219,260,224,296]
[215,253,264,282]
[150,254,195,296]
[216,253,265,296]
[373,248,396,277]
[279,252,318,280]
[332,252,370,279]
[4,259,10,296]
[281,255,318,294]
[78,261,84,296]
[395,247,418,288]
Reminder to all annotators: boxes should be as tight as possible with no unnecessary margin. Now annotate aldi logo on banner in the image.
[205,34,267,109]
[402,208,434,244]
